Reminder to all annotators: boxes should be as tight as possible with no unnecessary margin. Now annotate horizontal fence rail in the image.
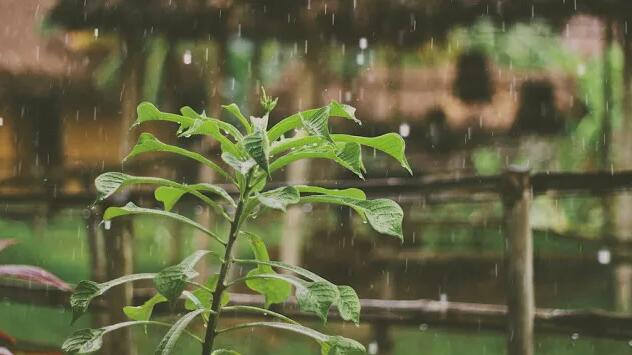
[3,169,632,206]
[2,282,632,340]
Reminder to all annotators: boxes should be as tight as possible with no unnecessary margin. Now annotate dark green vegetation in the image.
[61,92,411,354]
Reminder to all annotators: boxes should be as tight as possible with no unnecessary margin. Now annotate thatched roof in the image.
[0,0,88,94]
[48,0,632,47]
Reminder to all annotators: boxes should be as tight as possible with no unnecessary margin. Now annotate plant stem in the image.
[201,175,252,355]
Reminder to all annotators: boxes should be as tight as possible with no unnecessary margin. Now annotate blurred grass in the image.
[0,207,288,283]
[2,301,631,354]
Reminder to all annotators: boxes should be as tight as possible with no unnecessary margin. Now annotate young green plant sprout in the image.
[63,90,411,355]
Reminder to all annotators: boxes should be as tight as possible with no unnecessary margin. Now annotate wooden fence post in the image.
[501,167,534,355]
[86,206,106,283]
[279,60,314,267]
[86,206,112,355]
[98,32,141,355]
[103,201,134,355]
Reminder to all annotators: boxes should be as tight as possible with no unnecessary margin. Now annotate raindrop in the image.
[597,248,611,265]
[570,333,579,341]
[93,28,99,38]
[628,340,632,347]
[356,52,365,65]
[104,220,111,230]
[367,341,378,355]
[195,205,204,215]
[576,63,586,77]
[399,123,410,138]
[359,37,368,50]
[419,323,429,331]
[0,117,3,126]
[183,50,192,65]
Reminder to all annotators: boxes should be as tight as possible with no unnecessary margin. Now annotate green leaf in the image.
[177,118,242,158]
[216,322,365,355]
[245,268,293,308]
[269,132,410,175]
[242,233,291,307]
[124,133,232,181]
[355,199,404,239]
[335,142,365,178]
[295,185,366,200]
[154,309,205,355]
[95,172,235,208]
[299,196,404,240]
[188,183,235,206]
[333,133,412,174]
[269,143,364,179]
[221,152,256,175]
[180,106,243,140]
[220,321,326,342]
[62,328,105,354]
[154,186,186,212]
[123,294,168,333]
[94,171,134,200]
[256,186,300,212]
[268,101,360,141]
[154,183,235,214]
[336,286,360,326]
[260,86,278,114]
[223,103,252,134]
[154,265,191,302]
[135,102,194,132]
[70,274,156,323]
[234,258,326,283]
[183,274,230,311]
[242,129,270,175]
[178,117,221,140]
[234,258,361,325]
[329,101,360,124]
[295,281,339,323]
[250,114,269,132]
[134,102,242,141]
[321,336,366,355]
[104,202,225,244]
[154,250,214,302]
[269,135,321,156]
[300,106,333,142]
[63,322,202,354]
[237,272,338,323]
